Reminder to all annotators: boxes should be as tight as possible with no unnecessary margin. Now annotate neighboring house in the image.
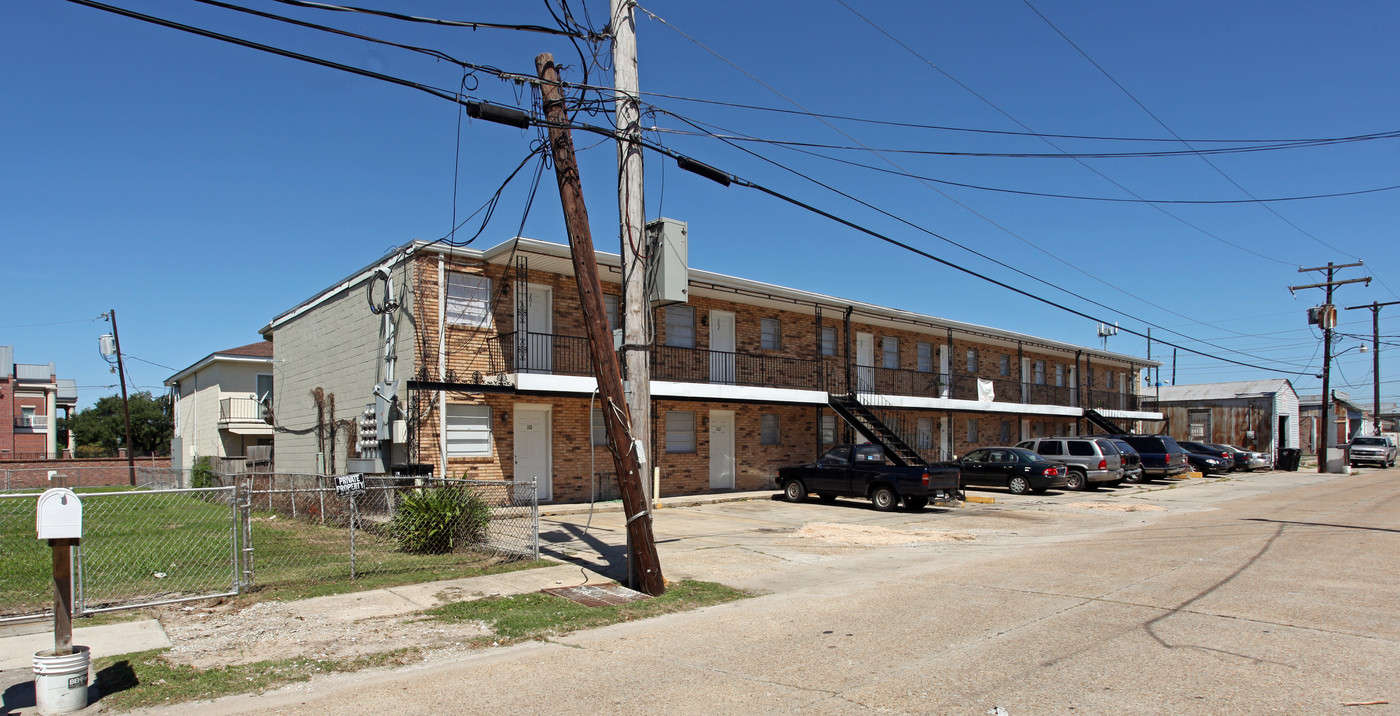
[164,341,276,472]
[1298,391,1370,456]
[0,346,78,460]
[261,231,1162,502]
[1142,379,1299,460]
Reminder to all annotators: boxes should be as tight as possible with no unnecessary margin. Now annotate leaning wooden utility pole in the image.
[612,0,652,516]
[535,52,664,596]
[107,310,138,486]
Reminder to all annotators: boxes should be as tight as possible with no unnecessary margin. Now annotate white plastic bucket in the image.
[32,645,90,715]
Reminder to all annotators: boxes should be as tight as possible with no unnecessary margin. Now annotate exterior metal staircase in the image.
[1083,408,1131,436]
[828,393,928,468]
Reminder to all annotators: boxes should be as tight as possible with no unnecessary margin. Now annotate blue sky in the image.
[3,0,1398,411]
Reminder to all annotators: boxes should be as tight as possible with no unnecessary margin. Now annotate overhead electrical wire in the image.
[263,0,597,39]
[67,0,1340,378]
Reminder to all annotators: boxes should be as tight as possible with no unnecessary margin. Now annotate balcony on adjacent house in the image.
[218,397,274,435]
[14,414,49,430]
[490,331,1142,413]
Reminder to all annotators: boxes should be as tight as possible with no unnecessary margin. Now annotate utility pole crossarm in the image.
[1288,276,1371,293]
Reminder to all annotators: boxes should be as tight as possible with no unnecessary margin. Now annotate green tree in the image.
[62,391,173,456]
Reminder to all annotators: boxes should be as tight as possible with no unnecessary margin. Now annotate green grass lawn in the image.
[1,488,544,617]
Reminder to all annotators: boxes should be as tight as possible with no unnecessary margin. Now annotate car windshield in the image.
[1009,448,1041,463]
[1352,437,1387,446]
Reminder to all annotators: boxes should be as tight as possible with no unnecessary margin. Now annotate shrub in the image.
[391,488,490,554]
[191,456,216,489]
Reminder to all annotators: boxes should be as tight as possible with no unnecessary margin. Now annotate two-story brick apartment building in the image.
[1,346,78,460]
[261,234,1160,502]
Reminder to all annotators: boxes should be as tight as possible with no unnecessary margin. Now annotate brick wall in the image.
[1,456,171,490]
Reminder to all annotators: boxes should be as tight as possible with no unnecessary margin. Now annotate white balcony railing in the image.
[15,414,49,429]
[219,397,271,423]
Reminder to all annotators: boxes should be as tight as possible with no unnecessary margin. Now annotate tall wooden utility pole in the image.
[107,310,137,486]
[611,0,652,512]
[1291,261,1369,473]
[535,52,664,596]
[1345,300,1399,436]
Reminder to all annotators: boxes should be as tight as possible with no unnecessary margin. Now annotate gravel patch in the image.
[1062,502,1166,513]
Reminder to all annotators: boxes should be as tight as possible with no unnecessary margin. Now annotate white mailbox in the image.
[36,488,83,540]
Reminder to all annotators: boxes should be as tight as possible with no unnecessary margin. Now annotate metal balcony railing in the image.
[14,414,49,429]
[488,331,1136,412]
[219,397,272,423]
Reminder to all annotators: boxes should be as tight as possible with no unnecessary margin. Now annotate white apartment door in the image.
[855,332,875,393]
[939,345,952,399]
[709,310,736,384]
[1020,357,1031,403]
[709,410,736,489]
[939,416,954,460]
[514,284,553,373]
[514,406,552,500]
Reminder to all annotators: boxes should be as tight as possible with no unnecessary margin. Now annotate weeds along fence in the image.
[0,474,539,623]
[221,473,540,590]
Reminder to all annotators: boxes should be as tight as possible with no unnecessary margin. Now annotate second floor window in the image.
[604,294,619,332]
[1034,360,1045,385]
[999,354,1011,377]
[761,318,782,350]
[882,337,898,369]
[1104,369,1114,390]
[917,342,933,373]
[821,326,837,356]
[445,273,492,328]
[1055,364,1065,387]
[966,349,979,373]
[665,306,695,348]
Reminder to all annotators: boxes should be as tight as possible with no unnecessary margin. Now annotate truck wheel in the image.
[904,496,927,511]
[1065,470,1088,491]
[871,486,899,512]
[1007,476,1030,495]
[783,480,807,503]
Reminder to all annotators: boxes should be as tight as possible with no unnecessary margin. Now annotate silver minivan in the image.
[1015,437,1125,491]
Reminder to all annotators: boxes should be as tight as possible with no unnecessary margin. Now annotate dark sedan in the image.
[1211,444,1252,471]
[1179,441,1231,475]
[959,447,1068,495]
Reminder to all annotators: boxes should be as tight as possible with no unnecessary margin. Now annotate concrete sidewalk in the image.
[539,489,775,517]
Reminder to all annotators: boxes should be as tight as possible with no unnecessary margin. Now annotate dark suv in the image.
[1100,434,1189,480]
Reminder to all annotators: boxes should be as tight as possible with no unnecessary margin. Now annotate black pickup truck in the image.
[776,444,961,511]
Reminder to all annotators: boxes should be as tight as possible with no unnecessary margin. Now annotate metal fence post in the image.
[349,493,357,581]
[230,479,242,594]
[532,477,540,561]
[240,475,255,589]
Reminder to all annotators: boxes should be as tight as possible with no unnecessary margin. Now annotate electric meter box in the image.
[36,488,83,540]
[646,217,688,307]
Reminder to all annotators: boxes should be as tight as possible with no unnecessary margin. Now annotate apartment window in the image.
[760,413,781,445]
[821,327,837,356]
[591,408,607,446]
[604,294,619,332]
[966,418,979,443]
[999,354,1011,377]
[1104,369,1114,389]
[820,414,837,444]
[917,342,933,373]
[21,406,36,428]
[256,373,274,409]
[1055,364,1065,387]
[445,273,492,328]
[1034,361,1046,385]
[665,411,696,453]
[966,349,979,373]
[665,306,695,348]
[761,318,782,350]
[916,418,934,450]
[999,420,1012,443]
[445,404,492,457]
[882,337,898,369]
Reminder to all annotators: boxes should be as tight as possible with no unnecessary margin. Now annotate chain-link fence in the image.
[231,474,538,591]
[1,474,539,622]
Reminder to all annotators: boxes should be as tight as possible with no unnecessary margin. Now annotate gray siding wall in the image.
[271,261,417,474]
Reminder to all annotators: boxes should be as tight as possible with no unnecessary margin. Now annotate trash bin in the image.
[1277,448,1301,472]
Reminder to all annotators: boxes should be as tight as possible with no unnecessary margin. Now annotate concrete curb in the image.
[541,490,775,517]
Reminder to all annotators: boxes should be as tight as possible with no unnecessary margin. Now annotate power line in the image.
[263,0,597,38]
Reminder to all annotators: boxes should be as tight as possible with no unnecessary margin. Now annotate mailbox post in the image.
[36,488,83,654]
[34,488,90,714]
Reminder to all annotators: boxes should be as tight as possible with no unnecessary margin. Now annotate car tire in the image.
[783,480,807,503]
[1065,470,1088,491]
[904,496,927,511]
[1007,476,1030,495]
[871,485,899,512]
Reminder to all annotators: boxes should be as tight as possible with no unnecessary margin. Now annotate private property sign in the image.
[334,473,366,498]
